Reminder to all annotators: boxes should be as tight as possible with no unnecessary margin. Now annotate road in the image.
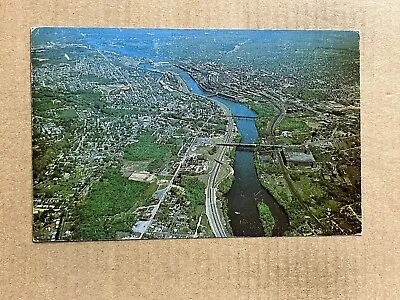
[266,99,328,234]
[176,91,233,237]
[137,136,197,239]
[204,100,235,237]
[133,65,232,238]
[137,116,213,239]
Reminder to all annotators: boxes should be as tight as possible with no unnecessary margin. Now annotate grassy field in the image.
[293,174,325,204]
[248,102,276,137]
[124,133,171,161]
[59,108,77,119]
[254,155,315,236]
[124,132,181,173]
[74,166,157,241]
[284,86,329,103]
[277,116,309,132]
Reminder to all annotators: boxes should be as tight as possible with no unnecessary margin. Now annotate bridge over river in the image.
[226,115,257,120]
[216,142,286,148]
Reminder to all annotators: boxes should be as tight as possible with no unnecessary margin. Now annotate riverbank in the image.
[163,65,289,236]
[215,133,240,237]
[210,95,290,236]
[250,99,322,236]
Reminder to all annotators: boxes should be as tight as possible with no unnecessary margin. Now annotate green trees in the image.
[74,166,157,240]
[257,202,275,236]
[180,177,206,231]
[249,103,275,137]
[124,133,170,168]
[277,117,309,132]
[182,177,206,206]
[124,132,182,173]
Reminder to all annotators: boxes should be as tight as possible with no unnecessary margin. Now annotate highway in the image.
[155,70,233,238]
[176,91,233,237]
[204,100,234,237]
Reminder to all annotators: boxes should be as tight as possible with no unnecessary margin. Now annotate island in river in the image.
[31,28,361,241]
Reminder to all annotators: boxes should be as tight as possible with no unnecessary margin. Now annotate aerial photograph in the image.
[31,28,361,242]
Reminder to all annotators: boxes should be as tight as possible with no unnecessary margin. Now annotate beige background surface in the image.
[1,0,399,299]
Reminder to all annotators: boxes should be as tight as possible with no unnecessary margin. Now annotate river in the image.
[174,69,289,237]
[85,36,289,236]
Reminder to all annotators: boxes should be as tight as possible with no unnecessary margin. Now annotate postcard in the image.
[31,28,361,241]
